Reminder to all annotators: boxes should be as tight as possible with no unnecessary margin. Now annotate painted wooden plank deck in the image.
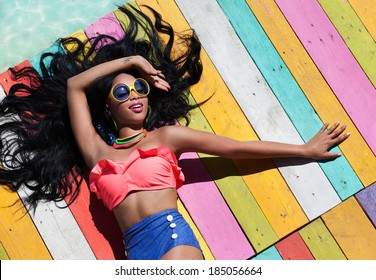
[1,0,375,260]
[275,0,376,155]
[217,0,362,201]
[243,0,376,188]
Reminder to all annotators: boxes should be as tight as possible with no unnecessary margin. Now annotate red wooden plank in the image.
[356,182,376,227]
[0,60,33,95]
[66,178,125,260]
[275,232,315,260]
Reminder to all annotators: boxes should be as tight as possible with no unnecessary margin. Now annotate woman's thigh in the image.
[160,245,204,260]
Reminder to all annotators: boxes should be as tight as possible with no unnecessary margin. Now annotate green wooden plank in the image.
[0,242,10,260]
[217,0,362,200]
[299,218,347,260]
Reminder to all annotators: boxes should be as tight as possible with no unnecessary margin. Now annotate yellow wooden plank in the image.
[322,197,376,259]
[348,0,376,41]
[0,242,10,260]
[177,199,214,260]
[246,0,376,187]
[63,29,94,61]
[318,0,376,88]
[0,186,52,259]
[299,218,346,260]
[137,0,308,238]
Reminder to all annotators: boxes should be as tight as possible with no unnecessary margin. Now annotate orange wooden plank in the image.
[322,197,376,259]
[0,186,52,259]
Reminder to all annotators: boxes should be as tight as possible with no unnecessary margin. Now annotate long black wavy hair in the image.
[0,5,203,211]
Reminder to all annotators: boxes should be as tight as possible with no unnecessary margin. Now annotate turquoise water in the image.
[0,0,126,72]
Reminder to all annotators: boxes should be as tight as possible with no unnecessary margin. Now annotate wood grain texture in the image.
[322,196,376,259]
[176,0,340,220]
[218,0,362,201]
[348,0,376,40]
[318,0,376,88]
[355,183,376,227]
[299,218,346,260]
[275,0,376,154]
[275,232,315,260]
[244,0,376,187]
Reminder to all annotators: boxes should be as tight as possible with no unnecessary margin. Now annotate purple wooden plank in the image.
[178,152,254,260]
[356,183,376,227]
[275,0,376,155]
[84,12,125,50]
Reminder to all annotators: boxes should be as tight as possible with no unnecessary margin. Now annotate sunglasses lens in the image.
[113,84,130,101]
[134,79,149,95]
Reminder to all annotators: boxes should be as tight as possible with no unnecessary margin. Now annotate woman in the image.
[0,6,348,260]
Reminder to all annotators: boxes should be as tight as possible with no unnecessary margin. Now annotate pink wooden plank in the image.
[355,182,376,227]
[84,12,125,50]
[275,232,315,260]
[275,0,376,155]
[178,152,255,260]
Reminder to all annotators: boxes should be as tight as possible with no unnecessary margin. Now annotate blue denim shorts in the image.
[123,209,202,260]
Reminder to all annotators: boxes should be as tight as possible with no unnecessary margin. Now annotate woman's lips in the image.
[129,102,143,113]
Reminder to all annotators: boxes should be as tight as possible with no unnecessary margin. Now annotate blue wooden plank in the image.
[216,0,362,200]
[251,246,282,260]
[29,42,64,76]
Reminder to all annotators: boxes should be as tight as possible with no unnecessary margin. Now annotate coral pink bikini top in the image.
[89,146,185,210]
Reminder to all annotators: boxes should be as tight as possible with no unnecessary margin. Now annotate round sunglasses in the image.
[108,78,150,103]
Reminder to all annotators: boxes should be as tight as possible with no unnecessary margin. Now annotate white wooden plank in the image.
[19,188,96,259]
[0,85,5,101]
[175,0,341,220]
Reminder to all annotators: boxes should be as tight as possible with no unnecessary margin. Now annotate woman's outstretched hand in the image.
[303,122,350,160]
[131,55,171,92]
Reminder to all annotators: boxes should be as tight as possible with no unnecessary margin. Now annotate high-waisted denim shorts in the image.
[123,209,202,260]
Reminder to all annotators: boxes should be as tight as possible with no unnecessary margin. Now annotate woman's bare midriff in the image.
[112,188,178,233]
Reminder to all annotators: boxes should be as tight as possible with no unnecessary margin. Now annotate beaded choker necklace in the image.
[113,129,147,149]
